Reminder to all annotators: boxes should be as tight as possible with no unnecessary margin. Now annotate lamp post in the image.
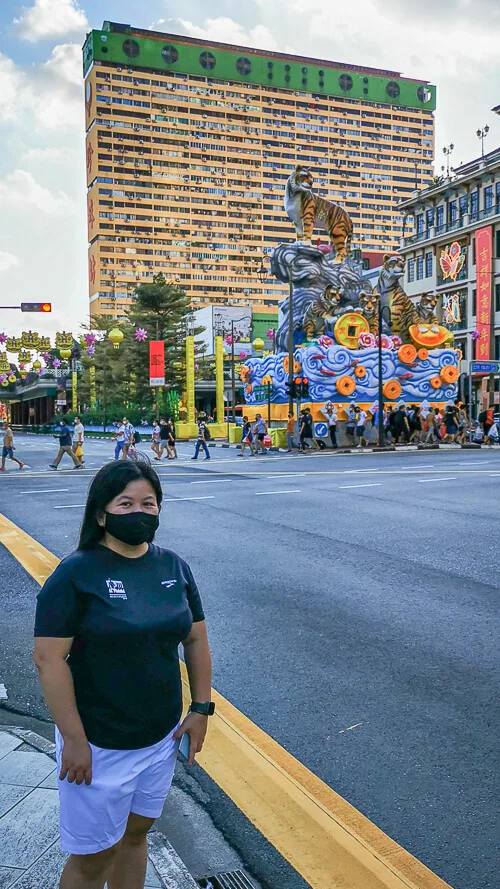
[288,267,294,414]
[442,143,454,177]
[377,303,393,448]
[226,316,248,423]
[476,125,490,158]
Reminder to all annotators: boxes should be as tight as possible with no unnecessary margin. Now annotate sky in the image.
[0,0,500,340]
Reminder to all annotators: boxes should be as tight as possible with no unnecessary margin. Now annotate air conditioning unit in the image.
[117,67,122,72]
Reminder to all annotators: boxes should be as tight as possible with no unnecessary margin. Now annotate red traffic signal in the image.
[20,302,52,313]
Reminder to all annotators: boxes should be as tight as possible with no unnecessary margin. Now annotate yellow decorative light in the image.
[19,370,26,379]
[108,328,124,350]
[32,360,42,372]
[252,337,265,353]
[8,374,16,383]
[1,380,8,387]
[59,348,72,360]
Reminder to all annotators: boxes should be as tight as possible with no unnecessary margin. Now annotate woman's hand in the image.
[173,712,208,767]
[60,737,93,785]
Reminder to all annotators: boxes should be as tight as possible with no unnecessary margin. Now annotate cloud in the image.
[0,170,75,216]
[0,251,20,274]
[151,16,278,51]
[0,54,27,123]
[13,0,88,43]
[0,44,82,132]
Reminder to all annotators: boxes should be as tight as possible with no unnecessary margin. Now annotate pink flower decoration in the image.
[0,375,6,383]
[0,334,6,345]
[358,332,376,348]
[317,245,333,255]
[194,363,199,370]
[86,345,95,355]
[318,335,335,348]
[43,352,51,361]
[266,328,275,339]
[84,333,96,346]
[52,358,61,368]
[239,350,248,359]
[135,328,147,342]
[19,363,25,371]
[379,335,392,349]
[225,335,233,345]
[390,335,402,350]
[471,330,480,341]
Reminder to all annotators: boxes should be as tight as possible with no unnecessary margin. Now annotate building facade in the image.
[399,146,500,412]
[83,20,436,320]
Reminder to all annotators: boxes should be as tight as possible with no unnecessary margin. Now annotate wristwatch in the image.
[189,701,215,716]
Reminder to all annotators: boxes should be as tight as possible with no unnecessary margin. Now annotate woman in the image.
[34,460,213,889]
[238,416,254,456]
[346,404,357,444]
[442,404,458,442]
[151,419,161,459]
[409,406,422,443]
[166,418,178,460]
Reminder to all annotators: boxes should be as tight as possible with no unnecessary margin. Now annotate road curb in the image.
[1,725,199,889]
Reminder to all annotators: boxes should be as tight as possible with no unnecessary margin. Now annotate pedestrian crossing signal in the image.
[20,303,52,313]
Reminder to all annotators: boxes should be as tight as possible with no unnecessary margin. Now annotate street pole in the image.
[288,267,294,415]
[103,361,107,435]
[377,300,385,447]
[155,320,159,420]
[231,320,236,424]
[267,381,271,427]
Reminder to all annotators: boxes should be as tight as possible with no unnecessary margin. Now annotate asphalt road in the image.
[0,434,499,889]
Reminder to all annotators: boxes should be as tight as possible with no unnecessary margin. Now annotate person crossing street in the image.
[72,416,85,465]
[191,414,211,460]
[49,418,83,470]
[1,421,25,471]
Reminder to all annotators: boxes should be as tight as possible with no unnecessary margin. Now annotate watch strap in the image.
[189,701,215,716]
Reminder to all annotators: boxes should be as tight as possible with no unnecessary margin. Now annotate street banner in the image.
[185,336,195,423]
[149,340,165,387]
[72,371,77,411]
[215,336,224,424]
[89,365,96,407]
[475,226,493,360]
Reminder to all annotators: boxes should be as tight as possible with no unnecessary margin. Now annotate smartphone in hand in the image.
[178,732,190,762]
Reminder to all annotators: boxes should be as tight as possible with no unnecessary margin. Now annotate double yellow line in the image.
[0,512,451,889]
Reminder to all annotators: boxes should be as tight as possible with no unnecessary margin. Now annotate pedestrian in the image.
[391,403,410,444]
[321,402,338,449]
[157,419,170,460]
[472,420,485,443]
[34,459,213,889]
[442,404,459,442]
[455,403,468,444]
[166,418,178,460]
[151,420,161,459]
[112,419,125,460]
[385,406,394,443]
[479,406,494,439]
[72,416,85,465]
[286,412,297,452]
[423,407,439,443]
[254,413,268,455]
[0,421,25,471]
[191,414,211,460]
[122,416,135,460]
[238,416,255,456]
[355,405,368,448]
[299,409,319,453]
[408,406,422,443]
[49,418,83,470]
[346,404,357,444]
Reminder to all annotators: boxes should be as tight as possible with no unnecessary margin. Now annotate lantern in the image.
[32,360,42,372]
[108,328,124,350]
[8,374,16,383]
[252,337,265,353]
[19,370,26,380]
[59,348,72,360]
[1,380,8,387]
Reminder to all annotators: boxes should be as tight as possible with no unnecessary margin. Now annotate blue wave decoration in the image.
[242,345,458,404]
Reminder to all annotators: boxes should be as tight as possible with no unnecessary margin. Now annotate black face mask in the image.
[104,511,159,546]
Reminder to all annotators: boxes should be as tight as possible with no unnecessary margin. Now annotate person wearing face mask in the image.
[34,459,213,889]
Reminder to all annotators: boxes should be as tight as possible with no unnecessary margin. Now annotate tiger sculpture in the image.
[416,291,439,324]
[302,285,342,341]
[284,166,353,263]
[358,290,379,336]
[375,254,420,344]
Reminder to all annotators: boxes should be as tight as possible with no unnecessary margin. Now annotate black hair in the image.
[78,458,163,551]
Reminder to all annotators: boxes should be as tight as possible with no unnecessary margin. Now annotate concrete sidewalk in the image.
[0,727,198,889]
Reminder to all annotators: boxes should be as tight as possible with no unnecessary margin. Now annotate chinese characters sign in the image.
[475,227,493,360]
[149,340,165,387]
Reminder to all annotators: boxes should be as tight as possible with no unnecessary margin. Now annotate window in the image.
[416,214,424,234]
[485,186,493,211]
[425,252,433,277]
[436,205,444,232]
[472,288,476,317]
[416,256,424,280]
[471,190,479,220]
[496,283,500,313]
[449,200,457,223]
[426,209,434,233]
[496,181,500,209]
[161,45,179,64]
[496,230,500,259]
[408,258,415,282]
[459,195,468,217]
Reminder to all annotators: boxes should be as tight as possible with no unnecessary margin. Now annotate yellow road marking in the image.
[0,511,456,889]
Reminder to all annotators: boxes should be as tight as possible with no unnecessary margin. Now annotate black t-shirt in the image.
[301,416,313,436]
[34,544,204,750]
[159,425,169,440]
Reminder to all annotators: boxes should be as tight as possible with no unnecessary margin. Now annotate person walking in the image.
[408,406,422,443]
[442,404,459,442]
[299,409,319,453]
[49,418,83,470]
[191,415,211,460]
[151,420,161,459]
[166,419,178,460]
[455,403,468,443]
[479,407,494,440]
[345,404,357,445]
[1,421,24,471]
[286,412,297,452]
[355,405,368,448]
[391,403,410,444]
[238,416,255,456]
[321,403,338,449]
[72,416,85,465]
[122,417,135,460]
[157,419,170,460]
[254,413,268,455]
[112,420,126,461]
[423,407,439,443]
[34,459,213,889]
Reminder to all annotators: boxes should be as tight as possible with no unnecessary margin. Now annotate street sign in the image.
[314,423,328,438]
[253,385,267,401]
[470,361,500,374]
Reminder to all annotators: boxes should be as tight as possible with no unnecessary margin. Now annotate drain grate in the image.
[198,871,257,889]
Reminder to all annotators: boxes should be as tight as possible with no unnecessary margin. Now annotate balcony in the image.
[402,202,500,249]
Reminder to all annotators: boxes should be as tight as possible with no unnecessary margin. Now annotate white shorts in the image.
[55,725,179,855]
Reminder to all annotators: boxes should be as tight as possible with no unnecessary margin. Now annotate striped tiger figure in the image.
[376,254,420,344]
[284,166,353,263]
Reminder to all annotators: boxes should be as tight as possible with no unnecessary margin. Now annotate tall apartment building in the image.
[83,21,436,320]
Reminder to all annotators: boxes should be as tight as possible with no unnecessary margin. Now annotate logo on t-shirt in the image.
[106,578,127,600]
[161,579,176,589]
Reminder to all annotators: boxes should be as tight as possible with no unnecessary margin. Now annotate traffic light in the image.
[285,380,296,399]
[300,377,310,399]
[20,303,51,313]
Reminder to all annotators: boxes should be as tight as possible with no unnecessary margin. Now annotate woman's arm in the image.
[174,621,212,765]
[34,638,92,785]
